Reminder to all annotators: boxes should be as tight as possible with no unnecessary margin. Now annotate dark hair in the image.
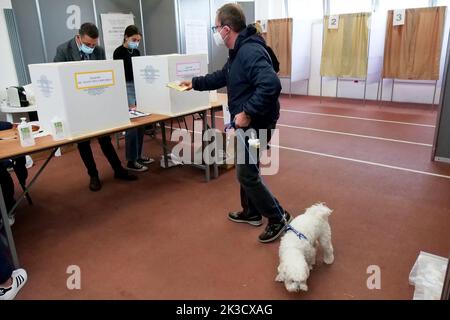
[217,3,246,33]
[123,25,141,42]
[79,23,99,39]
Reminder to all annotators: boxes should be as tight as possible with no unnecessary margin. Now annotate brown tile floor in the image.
[6,95,450,299]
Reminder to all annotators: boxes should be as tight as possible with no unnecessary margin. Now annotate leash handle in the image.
[224,121,236,132]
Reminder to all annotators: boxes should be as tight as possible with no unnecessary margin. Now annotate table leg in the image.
[202,111,210,182]
[211,108,219,179]
[160,121,169,168]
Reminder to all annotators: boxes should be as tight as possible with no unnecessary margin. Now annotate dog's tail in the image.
[309,203,332,220]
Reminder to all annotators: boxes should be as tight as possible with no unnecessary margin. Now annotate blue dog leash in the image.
[285,225,308,241]
[225,120,308,241]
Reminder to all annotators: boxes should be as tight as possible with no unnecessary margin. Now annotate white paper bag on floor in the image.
[409,251,448,300]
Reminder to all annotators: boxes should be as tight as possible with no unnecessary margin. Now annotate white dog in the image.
[276,203,334,292]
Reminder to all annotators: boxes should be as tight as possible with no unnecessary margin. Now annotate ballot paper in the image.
[129,109,150,119]
[167,82,189,92]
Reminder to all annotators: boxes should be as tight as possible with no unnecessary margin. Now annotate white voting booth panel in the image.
[29,60,130,139]
[366,11,386,84]
[291,19,312,82]
[132,54,210,116]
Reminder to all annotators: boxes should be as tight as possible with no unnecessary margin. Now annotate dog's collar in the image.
[286,225,308,241]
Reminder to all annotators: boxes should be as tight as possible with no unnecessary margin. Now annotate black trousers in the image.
[0,164,15,213]
[0,240,13,284]
[77,136,123,178]
[235,123,284,223]
[0,157,27,213]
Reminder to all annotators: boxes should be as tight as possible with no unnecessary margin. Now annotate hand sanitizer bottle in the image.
[18,117,35,147]
[51,116,65,141]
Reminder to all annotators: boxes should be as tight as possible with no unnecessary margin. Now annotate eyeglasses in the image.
[211,25,228,33]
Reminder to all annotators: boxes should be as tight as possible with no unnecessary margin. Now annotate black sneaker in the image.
[89,176,102,192]
[228,211,263,226]
[114,170,138,181]
[137,157,155,165]
[258,211,292,243]
[127,161,149,172]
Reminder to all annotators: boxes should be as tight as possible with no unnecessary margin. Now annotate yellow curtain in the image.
[383,6,446,80]
[265,18,292,77]
[321,13,370,78]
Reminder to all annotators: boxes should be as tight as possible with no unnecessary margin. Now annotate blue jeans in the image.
[126,82,145,162]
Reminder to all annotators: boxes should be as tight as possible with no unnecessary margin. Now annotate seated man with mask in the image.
[54,23,137,192]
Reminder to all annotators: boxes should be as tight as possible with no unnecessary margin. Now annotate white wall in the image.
[255,0,286,20]
[0,0,18,89]
[0,0,18,121]
[255,0,449,105]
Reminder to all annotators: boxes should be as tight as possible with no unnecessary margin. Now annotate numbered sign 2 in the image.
[328,15,339,29]
[393,9,405,26]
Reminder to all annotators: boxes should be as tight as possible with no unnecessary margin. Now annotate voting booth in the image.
[29,60,130,139]
[132,54,210,116]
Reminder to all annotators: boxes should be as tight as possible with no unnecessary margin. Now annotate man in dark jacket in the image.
[54,23,136,191]
[181,3,291,243]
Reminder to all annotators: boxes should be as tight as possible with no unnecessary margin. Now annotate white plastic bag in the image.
[25,155,33,169]
[409,251,448,300]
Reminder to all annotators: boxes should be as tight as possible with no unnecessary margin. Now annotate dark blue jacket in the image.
[0,121,12,131]
[192,25,281,129]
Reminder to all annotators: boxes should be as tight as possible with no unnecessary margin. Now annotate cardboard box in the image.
[132,54,209,116]
[29,60,130,139]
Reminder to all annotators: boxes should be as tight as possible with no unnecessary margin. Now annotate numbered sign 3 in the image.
[328,15,339,30]
[260,19,268,33]
[393,9,406,26]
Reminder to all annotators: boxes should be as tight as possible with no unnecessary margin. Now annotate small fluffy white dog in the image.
[276,203,334,292]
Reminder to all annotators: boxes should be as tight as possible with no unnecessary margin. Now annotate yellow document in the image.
[167,82,189,91]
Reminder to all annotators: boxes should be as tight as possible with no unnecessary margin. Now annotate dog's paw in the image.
[299,283,308,292]
[275,273,284,282]
[323,254,334,265]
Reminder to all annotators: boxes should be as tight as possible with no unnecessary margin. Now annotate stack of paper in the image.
[129,109,150,119]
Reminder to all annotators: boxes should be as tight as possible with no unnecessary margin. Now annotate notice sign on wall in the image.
[185,20,208,63]
[101,13,135,60]
[176,62,201,78]
[75,70,115,90]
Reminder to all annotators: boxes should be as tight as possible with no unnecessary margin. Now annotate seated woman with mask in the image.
[113,25,154,172]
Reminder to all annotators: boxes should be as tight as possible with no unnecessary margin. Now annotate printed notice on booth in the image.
[176,62,201,78]
[75,71,115,90]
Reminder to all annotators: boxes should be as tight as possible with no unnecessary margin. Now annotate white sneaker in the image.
[0,268,28,300]
[9,215,15,226]
[0,215,15,229]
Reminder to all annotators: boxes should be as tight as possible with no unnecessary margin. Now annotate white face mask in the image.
[213,28,227,47]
